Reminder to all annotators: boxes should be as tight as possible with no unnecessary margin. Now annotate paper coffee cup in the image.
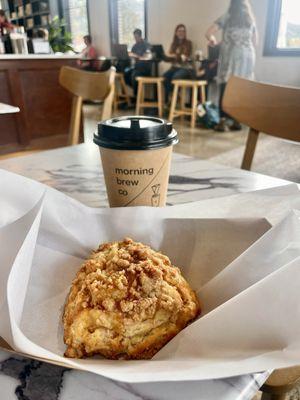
[94,116,178,207]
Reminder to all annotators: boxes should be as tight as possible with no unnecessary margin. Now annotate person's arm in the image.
[138,41,152,59]
[186,40,192,58]
[128,44,141,59]
[252,25,258,47]
[206,13,228,47]
[128,51,140,59]
[4,20,15,32]
[205,23,219,47]
[80,47,89,59]
[180,40,192,62]
[165,44,177,59]
[87,46,97,59]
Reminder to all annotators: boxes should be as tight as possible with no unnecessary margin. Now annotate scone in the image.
[63,238,200,359]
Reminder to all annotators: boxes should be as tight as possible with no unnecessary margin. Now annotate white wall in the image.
[88,0,226,59]
[88,0,111,55]
[146,0,228,73]
[252,0,300,86]
[147,0,227,54]
[88,0,300,87]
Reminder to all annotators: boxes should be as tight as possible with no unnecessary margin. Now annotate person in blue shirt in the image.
[124,29,152,97]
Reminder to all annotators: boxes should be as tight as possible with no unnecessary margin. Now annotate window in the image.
[264,0,300,56]
[62,0,90,52]
[109,0,147,50]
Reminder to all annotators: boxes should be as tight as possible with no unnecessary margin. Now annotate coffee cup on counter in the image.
[94,116,178,207]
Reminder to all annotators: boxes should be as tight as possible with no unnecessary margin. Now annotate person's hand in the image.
[128,52,139,59]
[196,68,205,78]
[208,35,218,47]
[181,54,187,62]
[208,60,218,69]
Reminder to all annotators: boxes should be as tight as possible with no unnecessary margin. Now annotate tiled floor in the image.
[84,104,248,160]
[0,104,247,160]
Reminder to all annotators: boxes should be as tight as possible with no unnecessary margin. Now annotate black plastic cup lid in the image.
[94,116,178,150]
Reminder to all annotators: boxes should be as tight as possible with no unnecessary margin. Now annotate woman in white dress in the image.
[206,0,257,131]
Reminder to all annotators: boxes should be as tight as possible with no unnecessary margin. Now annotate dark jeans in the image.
[219,82,230,119]
[163,67,195,103]
[124,62,152,96]
[116,60,131,73]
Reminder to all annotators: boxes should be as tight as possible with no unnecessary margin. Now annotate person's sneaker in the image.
[163,103,170,114]
[214,118,230,132]
[230,120,243,131]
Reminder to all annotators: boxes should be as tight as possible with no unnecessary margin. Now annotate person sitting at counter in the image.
[0,9,14,35]
[77,35,98,71]
[124,28,152,97]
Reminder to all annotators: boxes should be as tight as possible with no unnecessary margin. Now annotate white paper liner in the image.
[0,169,300,382]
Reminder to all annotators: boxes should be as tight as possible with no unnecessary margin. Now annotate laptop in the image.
[112,44,129,60]
[151,44,174,62]
[151,44,165,60]
[31,38,51,54]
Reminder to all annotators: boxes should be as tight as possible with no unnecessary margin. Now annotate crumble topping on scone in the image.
[63,238,200,359]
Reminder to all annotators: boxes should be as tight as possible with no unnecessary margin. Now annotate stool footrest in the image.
[172,80,207,87]
[116,94,129,100]
[136,77,164,83]
[173,110,193,116]
[139,102,159,107]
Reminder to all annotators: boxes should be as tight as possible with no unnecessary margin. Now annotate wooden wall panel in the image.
[0,58,77,146]
[19,67,73,139]
[0,70,19,145]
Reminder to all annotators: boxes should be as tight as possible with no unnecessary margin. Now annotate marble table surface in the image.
[0,143,288,400]
[0,143,287,208]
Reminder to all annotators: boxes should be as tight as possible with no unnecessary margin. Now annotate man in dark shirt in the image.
[130,29,149,58]
[124,29,152,97]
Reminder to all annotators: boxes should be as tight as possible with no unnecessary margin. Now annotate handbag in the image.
[197,101,220,129]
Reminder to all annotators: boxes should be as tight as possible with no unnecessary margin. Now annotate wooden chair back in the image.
[224,78,300,397]
[223,76,300,170]
[59,66,116,145]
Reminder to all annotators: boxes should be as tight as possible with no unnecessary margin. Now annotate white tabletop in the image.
[0,143,288,400]
[0,103,20,114]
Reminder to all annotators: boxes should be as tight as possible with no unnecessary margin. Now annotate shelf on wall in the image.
[4,0,51,36]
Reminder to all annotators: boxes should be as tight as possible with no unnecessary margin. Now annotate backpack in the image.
[197,101,220,129]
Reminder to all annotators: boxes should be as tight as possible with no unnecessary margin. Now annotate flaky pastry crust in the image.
[63,238,200,359]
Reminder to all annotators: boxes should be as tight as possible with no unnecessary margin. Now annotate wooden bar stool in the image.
[169,80,207,128]
[114,72,131,112]
[136,77,164,117]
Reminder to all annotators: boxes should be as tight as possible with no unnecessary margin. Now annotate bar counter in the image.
[0,55,79,146]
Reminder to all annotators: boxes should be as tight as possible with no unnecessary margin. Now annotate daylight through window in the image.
[277,0,300,49]
[264,0,300,56]
[63,0,89,52]
[110,0,146,49]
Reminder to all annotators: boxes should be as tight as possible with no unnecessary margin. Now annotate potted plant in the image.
[48,16,74,53]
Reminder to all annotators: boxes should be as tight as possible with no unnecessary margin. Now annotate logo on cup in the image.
[151,184,161,207]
